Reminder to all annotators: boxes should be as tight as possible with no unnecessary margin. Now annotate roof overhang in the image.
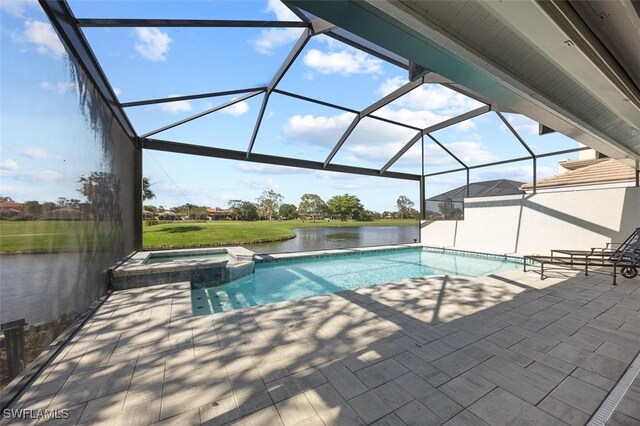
[286,0,640,165]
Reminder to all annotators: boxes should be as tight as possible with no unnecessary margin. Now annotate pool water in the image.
[145,252,232,264]
[191,248,520,314]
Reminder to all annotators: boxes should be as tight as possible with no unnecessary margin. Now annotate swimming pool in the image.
[191,247,520,314]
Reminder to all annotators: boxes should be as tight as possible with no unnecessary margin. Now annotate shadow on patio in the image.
[5,267,639,425]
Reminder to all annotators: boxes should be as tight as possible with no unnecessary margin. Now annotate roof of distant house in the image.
[427,179,526,201]
[0,201,23,210]
[521,158,636,190]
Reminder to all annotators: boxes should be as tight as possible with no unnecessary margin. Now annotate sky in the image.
[0,0,581,212]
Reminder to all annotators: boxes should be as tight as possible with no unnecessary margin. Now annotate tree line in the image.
[144,190,419,222]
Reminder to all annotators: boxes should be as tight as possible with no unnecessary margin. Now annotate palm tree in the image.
[143,177,156,201]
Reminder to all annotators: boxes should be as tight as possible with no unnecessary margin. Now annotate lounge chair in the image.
[524,228,640,285]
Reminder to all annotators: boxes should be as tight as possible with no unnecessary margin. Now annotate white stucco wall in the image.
[421,186,640,255]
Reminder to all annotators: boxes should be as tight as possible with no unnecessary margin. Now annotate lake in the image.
[0,225,419,323]
[246,225,419,253]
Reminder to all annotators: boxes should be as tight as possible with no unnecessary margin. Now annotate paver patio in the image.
[2,267,639,425]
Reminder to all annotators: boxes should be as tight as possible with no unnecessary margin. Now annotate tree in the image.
[144,205,158,212]
[22,200,42,220]
[438,199,463,220]
[143,177,156,201]
[78,172,121,220]
[256,190,283,221]
[0,196,14,202]
[396,195,415,219]
[298,193,327,222]
[236,201,259,221]
[174,203,208,219]
[327,194,365,221]
[278,203,297,220]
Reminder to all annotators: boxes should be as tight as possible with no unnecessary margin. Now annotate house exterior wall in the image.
[421,186,640,255]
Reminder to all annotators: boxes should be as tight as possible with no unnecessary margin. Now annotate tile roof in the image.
[521,159,636,190]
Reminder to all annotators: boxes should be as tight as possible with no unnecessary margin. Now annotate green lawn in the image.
[0,220,115,253]
[143,218,418,249]
[0,219,418,253]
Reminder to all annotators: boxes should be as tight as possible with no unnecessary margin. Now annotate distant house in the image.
[426,179,525,220]
[157,210,178,220]
[521,158,636,192]
[42,207,87,221]
[0,201,23,218]
[206,207,233,220]
[142,209,156,219]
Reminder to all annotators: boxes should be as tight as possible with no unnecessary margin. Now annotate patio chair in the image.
[524,228,640,285]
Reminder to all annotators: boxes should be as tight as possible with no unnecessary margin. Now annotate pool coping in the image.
[252,243,524,265]
[113,246,255,276]
[253,243,422,263]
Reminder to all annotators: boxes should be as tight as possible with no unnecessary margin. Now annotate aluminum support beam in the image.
[121,87,266,108]
[495,111,538,192]
[145,138,421,181]
[380,131,423,174]
[381,105,490,174]
[247,29,311,157]
[273,89,358,114]
[76,19,309,28]
[140,91,264,138]
[40,0,138,143]
[324,77,424,167]
[423,146,590,177]
[426,134,469,197]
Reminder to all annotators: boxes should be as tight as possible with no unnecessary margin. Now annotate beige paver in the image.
[4,269,640,426]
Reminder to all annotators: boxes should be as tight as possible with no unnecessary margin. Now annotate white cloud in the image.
[135,28,172,61]
[29,170,61,182]
[283,112,355,147]
[15,170,62,182]
[374,106,447,129]
[22,20,65,58]
[159,95,192,113]
[0,0,38,17]
[476,165,555,182]
[426,141,496,165]
[265,0,299,20]
[502,114,539,135]
[251,0,301,54]
[40,81,76,95]
[378,77,483,116]
[113,87,122,96]
[240,178,280,190]
[0,159,18,171]
[252,28,301,55]
[303,48,383,75]
[235,163,305,175]
[23,147,48,160]
[220,100,249,117]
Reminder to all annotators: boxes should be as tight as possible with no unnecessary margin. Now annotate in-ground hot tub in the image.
[111,247,255,290]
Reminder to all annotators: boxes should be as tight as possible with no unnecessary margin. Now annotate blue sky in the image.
[0,0,580,211]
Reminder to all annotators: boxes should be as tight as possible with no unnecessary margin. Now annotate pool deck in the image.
[3,268,639,425]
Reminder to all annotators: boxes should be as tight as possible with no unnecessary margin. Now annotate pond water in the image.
[245,225,419,254]
[1,226,419,323]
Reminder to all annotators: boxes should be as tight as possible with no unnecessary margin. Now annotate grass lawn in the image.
[0,220,115,253]
[0,219,418,252]
[142,218,418,249]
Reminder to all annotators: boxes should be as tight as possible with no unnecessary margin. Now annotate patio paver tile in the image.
[549,376,609,415]
[317,360,368,400]
[394,400,442,426]
[538,395,590,426]
[348,380,414,424]
[469,388,565,426]
[355,358,409,389]
[439,371,496,407]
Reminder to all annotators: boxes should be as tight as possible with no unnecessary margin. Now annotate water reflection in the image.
[245,225,419,254]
